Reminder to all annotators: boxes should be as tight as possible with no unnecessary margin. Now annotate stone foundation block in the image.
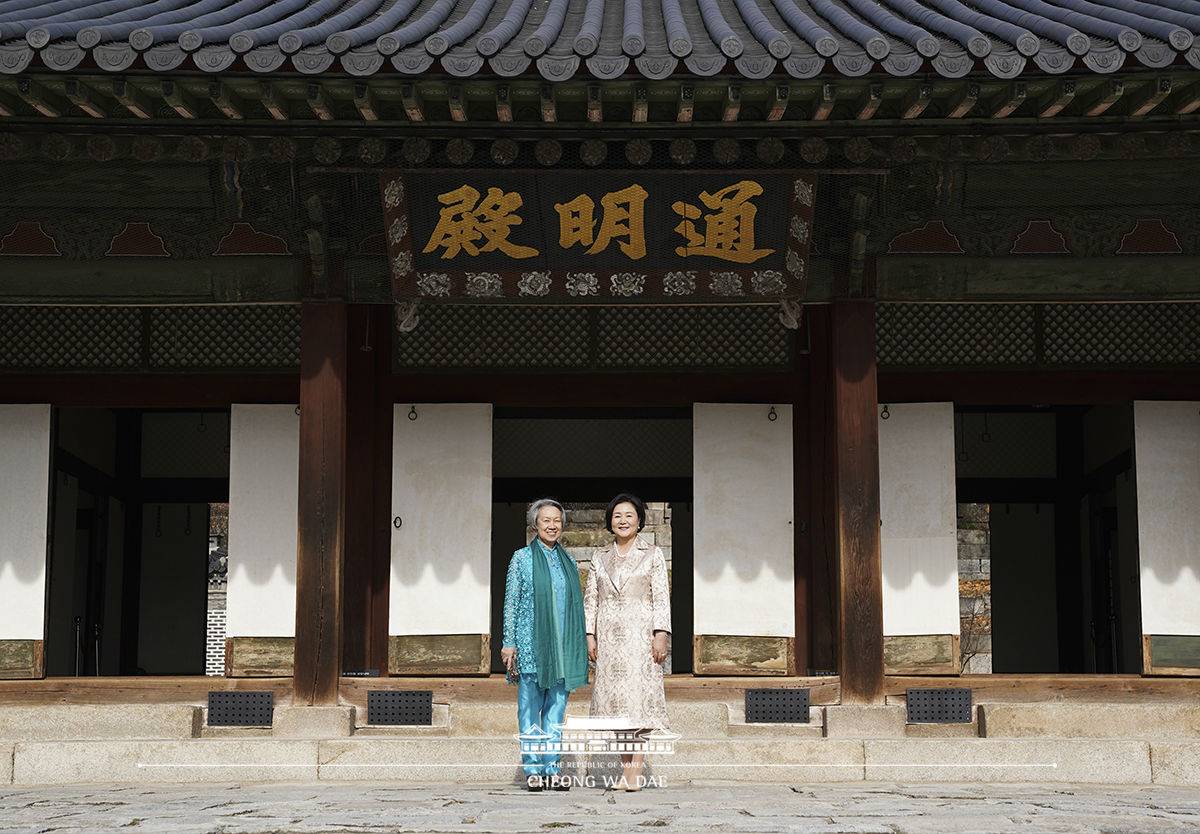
[13,739,319,784]
[980,703,1200,739]
[905,722,978,738]
[864,739,1151,783]
[0,742,11,784]
[824,705,906,738]
[661,739,865,781]
[272,706,355,738]
[318,738,518,782]
[665,702,729,736]
[727,703,821,738]
[1150,742,1200,786]
[450,703,518,737]
[0,705,201,741]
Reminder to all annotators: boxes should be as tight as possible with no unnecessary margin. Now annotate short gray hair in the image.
[527,498,566,529]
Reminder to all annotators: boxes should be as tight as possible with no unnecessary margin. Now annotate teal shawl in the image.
[531,541,589,692]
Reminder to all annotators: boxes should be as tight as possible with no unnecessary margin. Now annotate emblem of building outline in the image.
[515,717,681,755]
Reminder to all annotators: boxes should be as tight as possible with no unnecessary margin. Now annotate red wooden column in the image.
[831,300,885,704]
[294,300,347,705]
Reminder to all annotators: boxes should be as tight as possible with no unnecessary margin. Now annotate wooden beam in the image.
[63,78,106,118]
[900,83,931,119]
[1129,77,1171,118]
[294,301,348,706]
[1081,79,1124,116]
[160,80,198,119]
[1174,81,1200,115]
[723,85,741,121]
[540,84,556,122]
[16,77,66,118]
[208,82,243,120]
[494,84,512,122]
[632,83,648,122]
[113,78,154,119]
[353,83,379,121]
[257,82,288,120]
[447,84,467,122]
[400,84,423,122]
[307,83,335,121]
[831,300,884,705]
[856,83,884,120]
[946,82,979,118]
[1037,80,1075,118]
[587,84,603,122]
[677,84,694,122]
[0,89,18,117]
[767,84,789,121]
[989,81,1026,118]
[812,83,836,121]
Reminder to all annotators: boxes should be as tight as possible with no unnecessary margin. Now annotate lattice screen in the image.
[878,302,1200,368]
[0,305,300,371]
[394,304,793,371]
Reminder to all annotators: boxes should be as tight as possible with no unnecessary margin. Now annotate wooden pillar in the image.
[805,305,837,673]
[343,304,392,674]
[294,300,347,705]
[831,300,884,704]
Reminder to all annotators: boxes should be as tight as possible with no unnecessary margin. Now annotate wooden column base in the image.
[1143,635,1200,676]
[883,634,959,675]
[389,635,490,675]
[693,635,796,676]
[0,639,43,679]
[225,637,295,677]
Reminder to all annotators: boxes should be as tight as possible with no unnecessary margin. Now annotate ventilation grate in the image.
[906,688,972,723]
[367,690,433,725]
[207,691,274,726]
[745,688,810,723]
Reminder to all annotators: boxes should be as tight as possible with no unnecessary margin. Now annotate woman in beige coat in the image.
[584,493,671,791]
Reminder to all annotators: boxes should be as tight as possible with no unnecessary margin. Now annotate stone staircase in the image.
[2,700,1198,786]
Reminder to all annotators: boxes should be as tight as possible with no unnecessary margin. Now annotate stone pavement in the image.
[1,781,1199,834]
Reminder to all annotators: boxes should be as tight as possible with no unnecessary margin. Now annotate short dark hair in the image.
[605,493,646,533]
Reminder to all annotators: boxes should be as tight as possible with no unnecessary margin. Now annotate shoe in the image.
[549,773,570,791]
[525,775,544,792]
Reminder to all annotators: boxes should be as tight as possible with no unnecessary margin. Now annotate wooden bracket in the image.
[812,83,836,121]
[723,85,741,121]
[856,83,884,120]
[400,84,423,122]
[989,81,1027,118]
[1080,79,1124,116]
[1129,77,1171,118]
[160,80,198,119]
[632,83,648,122]
[16,77,66,118]
[1174,81,1200,115]
[1037,80,1076,118]
[259,82,289,120]
[946,82,979,118]
[447,84,467,122]
[677,84,694,122]
[208,82,244,120]
[307,83,335,121]
[494,84,512,122]
[354,83,379,121]
[766,84,789,121]
[112,79,154,119]
[900,83,931,119]
[64,78,106,118]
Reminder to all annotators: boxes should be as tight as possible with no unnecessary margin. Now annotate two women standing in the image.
[501,494,672,792]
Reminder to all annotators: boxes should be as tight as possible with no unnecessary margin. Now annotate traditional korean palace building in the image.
[0,0,1199,713]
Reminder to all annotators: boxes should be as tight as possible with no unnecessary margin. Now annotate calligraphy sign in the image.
[380,170,816,300]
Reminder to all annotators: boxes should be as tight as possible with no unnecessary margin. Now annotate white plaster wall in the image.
[879,402,960,636]
[1134,401,1200,635]
[0,405,51,641]
[226,404,299,637]
[693,403,794,637]
[391,404,492,635]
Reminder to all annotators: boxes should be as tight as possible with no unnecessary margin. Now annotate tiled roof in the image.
[0,0,1197,81]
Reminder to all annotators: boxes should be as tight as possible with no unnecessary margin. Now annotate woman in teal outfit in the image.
[501,498,589,792]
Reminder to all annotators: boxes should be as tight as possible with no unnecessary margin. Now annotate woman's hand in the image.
[501,646,517,674]
[587,634,597,662]
[651,631,668,664]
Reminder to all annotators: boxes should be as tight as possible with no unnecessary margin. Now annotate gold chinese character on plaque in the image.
[672,180,774,263]
[423,185,538,259]
[553,184,648,259]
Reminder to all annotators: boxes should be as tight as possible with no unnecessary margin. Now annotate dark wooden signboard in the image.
[380,170,816,301]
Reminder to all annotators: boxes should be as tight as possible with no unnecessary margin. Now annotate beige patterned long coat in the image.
[584,536,671,729]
